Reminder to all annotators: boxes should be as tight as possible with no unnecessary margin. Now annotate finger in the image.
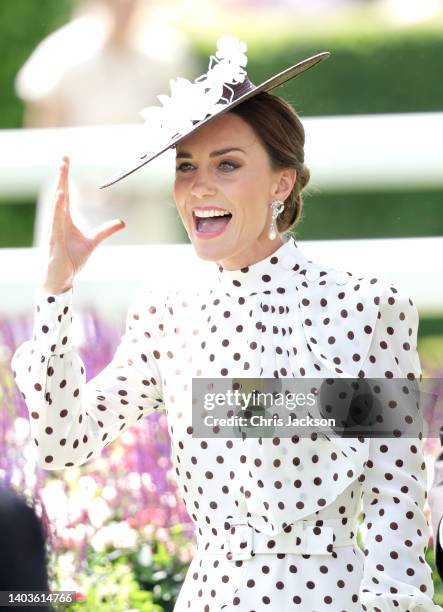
[59,156,71,215]
[53,188,66,225]
[47,189,66,243]
[55,156,68,192]
[91,219,126,246]
[52,161,67,219]
[52,157,71,229]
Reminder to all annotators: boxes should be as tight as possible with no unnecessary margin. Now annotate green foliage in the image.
[0,0,73,246]
[426,546,443,606]
[0,0,73,128]
[0,202,35,246]
[46,524,193,612]
[128,525,190,612]
[65,554,162,612]
[296,190,443,240]
[193,26,443,116]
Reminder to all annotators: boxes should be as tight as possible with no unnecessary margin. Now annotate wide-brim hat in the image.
[99,36,330,189]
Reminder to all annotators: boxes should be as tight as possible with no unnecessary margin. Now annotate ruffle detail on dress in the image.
[240,434,369,536]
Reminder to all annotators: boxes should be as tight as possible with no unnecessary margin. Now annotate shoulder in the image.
[302,257,419,338]
[301,258,417,317]
[297,257,419,377]
[297,259,382,322]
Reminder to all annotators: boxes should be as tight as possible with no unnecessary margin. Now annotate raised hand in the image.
[42,156,126,294]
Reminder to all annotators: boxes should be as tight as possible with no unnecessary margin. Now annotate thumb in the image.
[92,219,126,246]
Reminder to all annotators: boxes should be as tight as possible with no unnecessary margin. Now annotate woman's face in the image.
[174,112,296,270]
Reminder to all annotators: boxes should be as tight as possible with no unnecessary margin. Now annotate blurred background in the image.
[1,0,443,248]
[0,0,442,608]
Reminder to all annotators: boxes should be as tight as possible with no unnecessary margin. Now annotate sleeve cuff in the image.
[32,287,74,355]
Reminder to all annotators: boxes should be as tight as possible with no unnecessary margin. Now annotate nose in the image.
[190,169,217,199]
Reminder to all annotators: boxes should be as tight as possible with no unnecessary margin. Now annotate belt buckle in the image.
[227,518,253,561]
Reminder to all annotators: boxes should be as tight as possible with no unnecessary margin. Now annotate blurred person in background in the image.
[15,0,197,246]
[0,486,51,611]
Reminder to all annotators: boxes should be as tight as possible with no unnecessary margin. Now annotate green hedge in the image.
[4,190,443,247]
[194,26,443,116]
[0,0,72,129]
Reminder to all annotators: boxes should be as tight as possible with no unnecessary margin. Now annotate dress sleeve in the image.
[358,283,441,611]
[10,287,164,471]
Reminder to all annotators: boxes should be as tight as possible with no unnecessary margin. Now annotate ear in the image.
[271,168,297,202]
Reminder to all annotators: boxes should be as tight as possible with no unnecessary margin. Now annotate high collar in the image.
[215,236,309,296]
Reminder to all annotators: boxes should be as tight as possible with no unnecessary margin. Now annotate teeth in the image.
[194,209,231,218]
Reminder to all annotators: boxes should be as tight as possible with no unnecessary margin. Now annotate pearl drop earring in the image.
[268,199,285,240]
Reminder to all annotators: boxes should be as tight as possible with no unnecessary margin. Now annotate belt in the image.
[196,516,358,561]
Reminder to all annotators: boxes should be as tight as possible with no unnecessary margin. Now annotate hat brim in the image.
[99,51,330,189]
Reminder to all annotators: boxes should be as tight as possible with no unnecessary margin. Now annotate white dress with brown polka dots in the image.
[11,237,441,611]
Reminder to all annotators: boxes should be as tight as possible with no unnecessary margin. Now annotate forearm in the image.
[11,287,164,470]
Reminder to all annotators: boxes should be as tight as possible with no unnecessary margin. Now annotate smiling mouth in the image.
[192,211,233,237]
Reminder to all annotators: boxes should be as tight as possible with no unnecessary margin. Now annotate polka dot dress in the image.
[11,237,441,611]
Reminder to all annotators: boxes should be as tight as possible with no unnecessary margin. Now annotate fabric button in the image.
[336,271,349,286]
[281,254,297,271]
[305,267,320,283]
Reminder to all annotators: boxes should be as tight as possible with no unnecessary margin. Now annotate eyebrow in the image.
[175,147,247,159]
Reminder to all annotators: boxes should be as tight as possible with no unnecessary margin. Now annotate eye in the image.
[175,162,195,172]
[175,159,241,173]
[219,160,240,171]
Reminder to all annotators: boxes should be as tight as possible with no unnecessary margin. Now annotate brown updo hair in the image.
[230,91,310,234]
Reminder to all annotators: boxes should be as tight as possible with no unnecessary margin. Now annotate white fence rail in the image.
[1,112,443,198]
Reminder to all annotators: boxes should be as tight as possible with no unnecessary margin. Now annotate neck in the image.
[217,235,287,271]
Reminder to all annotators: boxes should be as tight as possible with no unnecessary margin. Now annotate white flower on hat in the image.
[200,35,248,105]
[139,105,175,153]
[138,35,249,155]
[166,77,213,128]
[215,35,248,68]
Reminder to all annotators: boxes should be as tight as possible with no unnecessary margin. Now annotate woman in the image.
[11,36,440,611]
